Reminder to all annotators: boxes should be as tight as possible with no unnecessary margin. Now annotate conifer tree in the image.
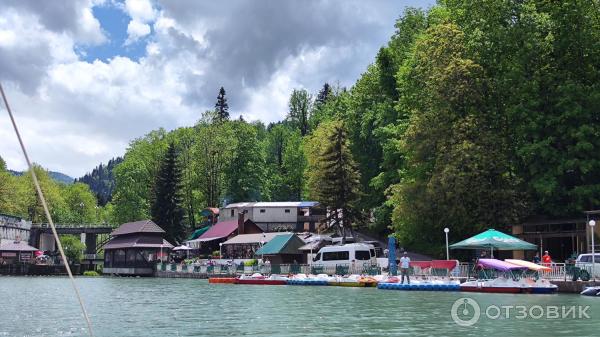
[151,143,185,244]
[215,86,229,122]
[306,120,361,242]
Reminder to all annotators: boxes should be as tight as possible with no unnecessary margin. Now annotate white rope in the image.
[0,83,95,337]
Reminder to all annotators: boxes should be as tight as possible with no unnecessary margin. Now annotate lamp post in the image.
[590,220,596,280]
[444,228,450,260]
[219,242,223,260]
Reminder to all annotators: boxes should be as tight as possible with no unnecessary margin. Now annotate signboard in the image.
[20,252,33,261]
[1,252,17,258]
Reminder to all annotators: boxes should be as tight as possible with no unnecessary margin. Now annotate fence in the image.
[156,261,598,281]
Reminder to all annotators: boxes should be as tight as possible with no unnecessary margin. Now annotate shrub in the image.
[243,259,258,266]
[83,271,100,277]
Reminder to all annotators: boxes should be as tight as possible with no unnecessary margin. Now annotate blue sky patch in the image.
[77,3,149,62]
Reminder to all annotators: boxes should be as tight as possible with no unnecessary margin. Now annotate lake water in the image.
[0,277,598,337]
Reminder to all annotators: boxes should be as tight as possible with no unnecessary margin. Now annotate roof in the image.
[104,235,174,250]
[111,220,165,236]
[222,232,290,245]
[196,220,239,241]
[0,240,38,252]
[223,202,256,209]
[224,201,319,208]
[256,234,305,255]
[188,226,210,240]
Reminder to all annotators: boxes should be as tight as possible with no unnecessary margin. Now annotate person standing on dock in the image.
[399,252,410,284]
[542,251,552,265]
[533,252,541,264]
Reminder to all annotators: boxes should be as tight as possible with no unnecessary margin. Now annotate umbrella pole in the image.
[490,247,493,258]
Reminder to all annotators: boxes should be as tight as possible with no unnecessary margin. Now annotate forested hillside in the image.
[76,157,123,206]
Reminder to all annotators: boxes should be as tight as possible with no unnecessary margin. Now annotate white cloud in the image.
[124,0,156,44]
[125,0,156,22]
[125,20,151,44]
[0,0,434,177]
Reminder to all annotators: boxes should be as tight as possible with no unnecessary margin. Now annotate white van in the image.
[312,243,377,268]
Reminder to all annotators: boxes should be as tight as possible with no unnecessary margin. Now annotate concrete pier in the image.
[550,280,600,293]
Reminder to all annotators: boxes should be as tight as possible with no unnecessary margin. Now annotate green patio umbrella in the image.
[449,228,537,257]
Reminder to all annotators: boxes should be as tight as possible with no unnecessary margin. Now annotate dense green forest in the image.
[75,157,123,206]
[0,157,108,224]
[1,1,598,256]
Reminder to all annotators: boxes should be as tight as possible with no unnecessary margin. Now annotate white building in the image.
[220,201,324,232]
[0,213,31,243]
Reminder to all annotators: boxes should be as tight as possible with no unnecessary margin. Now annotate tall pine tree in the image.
[151,143,185,244]
[306,120,361,242]
[215,86,229,122]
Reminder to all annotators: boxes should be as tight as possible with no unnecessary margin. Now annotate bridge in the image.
[29,223,115,270]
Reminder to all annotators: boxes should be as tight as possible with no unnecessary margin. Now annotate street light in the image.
[444,228,450,260]
[590,220,596,280]
[219,242,223,260]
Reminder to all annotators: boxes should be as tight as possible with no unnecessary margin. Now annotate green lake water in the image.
[0,277,598,337]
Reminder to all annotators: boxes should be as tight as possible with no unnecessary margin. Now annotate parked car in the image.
[575,253,600,278]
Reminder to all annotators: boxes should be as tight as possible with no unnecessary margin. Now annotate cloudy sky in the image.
[0,0,433,178]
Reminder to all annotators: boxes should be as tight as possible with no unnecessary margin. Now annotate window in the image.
[355,250,371,260]
[230,209,234,217]
[284,209,290,213]
[323,251,350,261]
[260,209,266,213]
[313,253,321,262]
[370,249,375,258]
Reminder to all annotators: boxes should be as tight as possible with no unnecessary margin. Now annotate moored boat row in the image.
[209,258,560,294]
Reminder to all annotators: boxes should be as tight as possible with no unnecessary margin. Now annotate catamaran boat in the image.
[505,259,558,294]
[234,273,289,285]
[328,274,378,287]
[377,260,461,291]
[460,259,529,293]
[287,273,334,286]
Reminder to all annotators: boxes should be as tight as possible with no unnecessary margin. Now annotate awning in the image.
[255,234,305,255]
[222,232,288,245]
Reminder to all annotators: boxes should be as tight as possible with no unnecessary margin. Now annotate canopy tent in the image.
[477,258,528,272]
[505,259,551,271]
[255,234,304,255]
[449,229,537,257]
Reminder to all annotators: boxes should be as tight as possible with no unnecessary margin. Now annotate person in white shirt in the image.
[399,251,411,284]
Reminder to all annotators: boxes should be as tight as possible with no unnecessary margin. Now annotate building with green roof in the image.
[255,233,306,264]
